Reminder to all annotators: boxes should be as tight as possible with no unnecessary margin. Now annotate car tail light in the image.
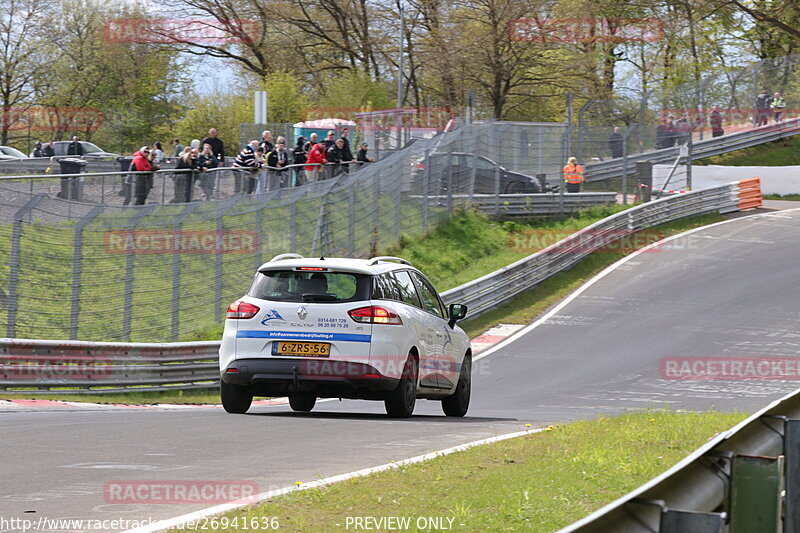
[226,301,260,319]
[348,306,403,325]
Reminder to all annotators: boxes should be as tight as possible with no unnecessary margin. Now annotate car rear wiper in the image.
[302,293,338,302]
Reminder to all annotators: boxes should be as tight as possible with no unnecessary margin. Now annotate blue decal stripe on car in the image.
[237,331,372,342]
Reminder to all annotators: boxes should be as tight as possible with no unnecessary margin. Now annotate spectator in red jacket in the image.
[305,142,327,182]
[130,147,155,205]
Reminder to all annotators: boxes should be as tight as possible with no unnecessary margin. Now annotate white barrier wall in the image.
[687,165,800,195]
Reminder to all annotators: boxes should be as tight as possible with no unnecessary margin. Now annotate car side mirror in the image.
[448,303,468,328]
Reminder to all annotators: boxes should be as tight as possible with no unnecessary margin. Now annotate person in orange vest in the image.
[563,156,584,193]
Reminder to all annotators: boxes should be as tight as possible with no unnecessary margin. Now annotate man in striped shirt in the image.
[233,140,264,194]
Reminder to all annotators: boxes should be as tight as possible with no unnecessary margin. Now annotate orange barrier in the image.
[737,177,762,210]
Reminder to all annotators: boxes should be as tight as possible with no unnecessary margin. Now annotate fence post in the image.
[446,144,454,216]
[123,205,158,341]
[171,203,202,341]
[393,165,401,244]
[785,419,800,533]
[348,186,356,255]
[70,205,104,340]
[290,202,297,252]
[6,194,45,338]
[422,145,431,233]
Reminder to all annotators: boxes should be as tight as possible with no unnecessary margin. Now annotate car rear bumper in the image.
[221,358,399,399]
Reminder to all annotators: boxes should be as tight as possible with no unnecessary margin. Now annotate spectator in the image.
[171,138,184,158]
[357,142,375,163]
[305,140,327,182]
[67,136,83,156]
[259,130,273,154]
[266,141,289,189]
[43,141,54,157]
[293,136,307,186]
[562,156,584,193]
[340,127,353,156]
[323,130,336,150]
[771,92,786,122]
[172,147,199,203]
[709,107,724,137]
[152,142,165,164]
[608,126,623,159]
[197,143,219,201]
[32,141,44,158]
[303,133,319,154]
[131,146,155,205]
[755,89,772,127]
[326,138,349,177]
[232,140,262,194]
[202,128,225,165]
[190,139,201,150]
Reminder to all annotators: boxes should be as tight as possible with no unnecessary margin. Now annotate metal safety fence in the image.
[0,179,761,393]
[0,121,570,344]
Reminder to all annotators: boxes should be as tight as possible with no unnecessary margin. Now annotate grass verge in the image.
[764,194,800,201]
[171,410,745,532]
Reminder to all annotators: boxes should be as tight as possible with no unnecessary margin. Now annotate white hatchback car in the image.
[219,254,471,418]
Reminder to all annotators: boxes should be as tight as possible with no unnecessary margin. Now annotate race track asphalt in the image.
[2,208,799,531]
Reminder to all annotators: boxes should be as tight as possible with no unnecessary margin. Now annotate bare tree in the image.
[0,0,49,145]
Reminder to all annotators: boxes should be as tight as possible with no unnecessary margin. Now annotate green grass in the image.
[764,194,800,201]
[171,410,746,533]
[696,135,800,166]
[0,389,220,404]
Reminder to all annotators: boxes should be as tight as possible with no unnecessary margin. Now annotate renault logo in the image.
[297,305,308,320]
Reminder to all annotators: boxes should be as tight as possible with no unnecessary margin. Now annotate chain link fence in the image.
[0,121,574,343]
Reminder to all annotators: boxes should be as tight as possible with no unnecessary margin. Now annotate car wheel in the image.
[385,355,418,418]
[442,354,471,417]
[220,380,253,414]
[288,394,316,412]
[504,181,526,194]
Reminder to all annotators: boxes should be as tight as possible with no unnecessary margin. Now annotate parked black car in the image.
[413,152,543,194]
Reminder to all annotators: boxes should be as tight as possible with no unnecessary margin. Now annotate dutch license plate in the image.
[271,341,330,357]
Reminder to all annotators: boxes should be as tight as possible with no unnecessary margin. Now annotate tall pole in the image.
[396,5,405,109]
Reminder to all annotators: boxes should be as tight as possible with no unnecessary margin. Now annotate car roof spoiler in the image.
[367,256,412,266]
[270,253,304,262]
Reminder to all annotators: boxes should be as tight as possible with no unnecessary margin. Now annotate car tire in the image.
[504,181,526,194]
[220,380,253,414]
[288,395,316,412]
[442,354,471,417]
[385,355,417,418]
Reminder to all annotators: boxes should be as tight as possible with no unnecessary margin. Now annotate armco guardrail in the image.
[447,192,618,218]
[0,179,761,394]
[586,117,800,183]
[0,339,220,394]
[561,383,800,532]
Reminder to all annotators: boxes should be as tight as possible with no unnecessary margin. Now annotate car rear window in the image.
[249,270,371,303]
